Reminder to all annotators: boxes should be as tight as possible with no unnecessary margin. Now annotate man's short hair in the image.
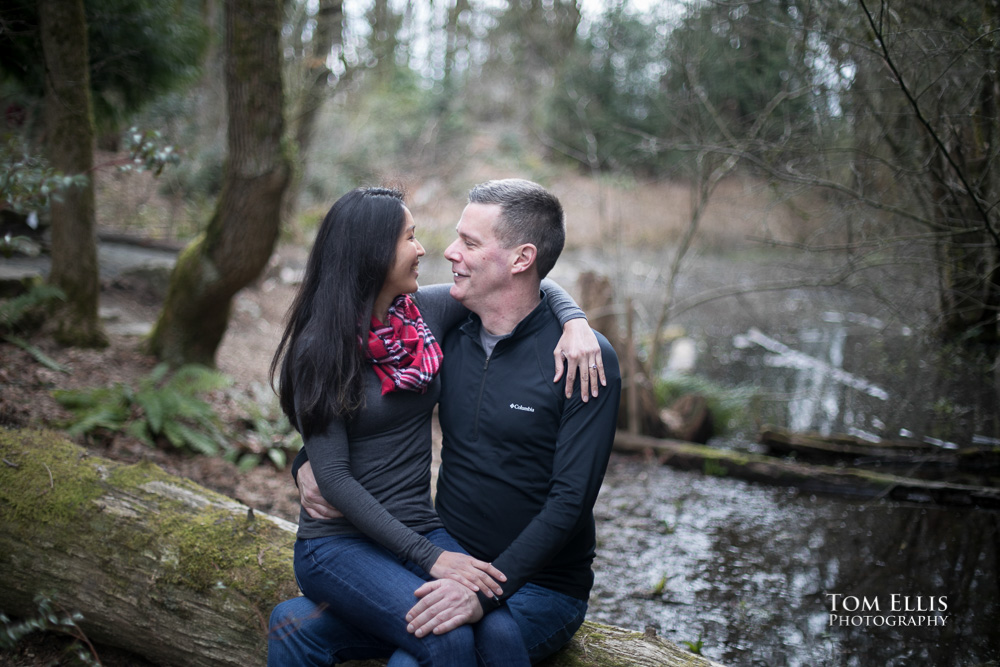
[468,179,565,279]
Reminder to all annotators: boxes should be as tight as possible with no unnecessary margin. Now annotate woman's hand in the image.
[429,551,506,597]
[553,317,606,402]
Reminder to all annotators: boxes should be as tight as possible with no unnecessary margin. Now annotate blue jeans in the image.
[280,528,529,667]
[269,531,586,666]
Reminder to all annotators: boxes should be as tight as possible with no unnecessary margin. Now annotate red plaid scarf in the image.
[365,295,443,395]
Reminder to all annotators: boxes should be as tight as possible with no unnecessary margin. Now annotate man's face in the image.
[443,203,511,311]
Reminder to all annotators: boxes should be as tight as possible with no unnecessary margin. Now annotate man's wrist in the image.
[475,589,500,615]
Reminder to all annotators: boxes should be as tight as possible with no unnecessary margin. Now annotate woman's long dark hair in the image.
[270,187,406,436]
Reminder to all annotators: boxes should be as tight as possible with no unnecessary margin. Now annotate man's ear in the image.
[510,243,538,275]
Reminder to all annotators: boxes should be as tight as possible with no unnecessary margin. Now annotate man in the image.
[269,179,621,664]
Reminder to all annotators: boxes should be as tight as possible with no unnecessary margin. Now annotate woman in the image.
[269,187,594,666]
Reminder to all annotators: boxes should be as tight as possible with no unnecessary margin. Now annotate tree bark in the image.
[0,429,724,667]
[283,0,345,225]
[39,0,107,348]
[147,0,291,366]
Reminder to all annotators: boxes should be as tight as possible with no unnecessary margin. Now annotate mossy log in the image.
[759,426,1000,473]
[614,431,1000,508]
[0,428,299,667]
[536,623,724,667]
[0,429,723,667]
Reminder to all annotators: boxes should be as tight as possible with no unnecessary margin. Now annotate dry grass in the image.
[91,127,836,264]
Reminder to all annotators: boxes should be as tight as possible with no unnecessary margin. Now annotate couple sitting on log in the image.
[267,179,621,666]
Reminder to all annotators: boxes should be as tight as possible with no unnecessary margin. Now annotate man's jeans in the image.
[269,529,586,666]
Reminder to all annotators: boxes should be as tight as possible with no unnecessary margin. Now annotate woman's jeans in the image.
[270,528,586,666]
[284,528,530,667]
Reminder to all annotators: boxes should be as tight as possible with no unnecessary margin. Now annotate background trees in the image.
[0,0,208,145]
[541,0,998,354]
[1,0,208,348]
[842,0,1000,346]
[2,0,996,365]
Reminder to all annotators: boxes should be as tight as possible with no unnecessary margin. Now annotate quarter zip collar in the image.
[459,289,552,357]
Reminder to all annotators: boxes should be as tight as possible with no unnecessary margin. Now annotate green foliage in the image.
[118,127,181,176]
[52,363,230,456]
[0,0,209,133]
[542,5,670,173]
[662,0,818,142]
[0,233,34,259]
[0,284,64,333]
[655,371,758,436]
[681,632,704,655]
[0,596,100,666]
[232,384,302,471]
[0,136,89,217]
[303,71,468,206]
[0,283,69,372]
[702,458,729,477]
[651,573,668,596]
[543,0,831,175]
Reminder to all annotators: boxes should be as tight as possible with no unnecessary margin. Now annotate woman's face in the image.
[380,206,425,299]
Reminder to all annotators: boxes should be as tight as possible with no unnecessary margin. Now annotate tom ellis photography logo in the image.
[825,594,949,627]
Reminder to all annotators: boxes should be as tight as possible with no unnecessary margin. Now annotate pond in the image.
[587,273,999,665]
[590,460,999,666]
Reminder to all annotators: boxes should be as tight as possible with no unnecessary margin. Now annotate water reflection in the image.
[591,459,1000,666]
[709,314,998,447]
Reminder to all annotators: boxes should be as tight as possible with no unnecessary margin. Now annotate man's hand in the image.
[296,461,343,520]
[553,318,606,402]
[429,551,505,597]
[405,579,484,637]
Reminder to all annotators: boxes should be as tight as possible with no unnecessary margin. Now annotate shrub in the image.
[52,363,229,456]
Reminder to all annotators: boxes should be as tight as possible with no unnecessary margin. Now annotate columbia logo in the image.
[510,403,535,413]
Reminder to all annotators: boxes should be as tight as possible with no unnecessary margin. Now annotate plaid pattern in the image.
[366,295,443,395]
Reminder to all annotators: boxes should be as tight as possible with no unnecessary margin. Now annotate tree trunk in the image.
[39,0,107,348]
[283,0,345,225]
[576,272,670,438]
[147,0,291,366]
[0,429,724,667]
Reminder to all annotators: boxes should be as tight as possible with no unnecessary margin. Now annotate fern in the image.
[52,363,230,456]
[232,382,303,470]
[0,283,64,331]
[0,284,65,327]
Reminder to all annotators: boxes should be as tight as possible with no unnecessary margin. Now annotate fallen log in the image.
[759,426,1000,475]
[613,431,1000,508]
[0,428,722,667]
[759,425,944,458]
[339,624,725,667]
[0,428,299,667]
